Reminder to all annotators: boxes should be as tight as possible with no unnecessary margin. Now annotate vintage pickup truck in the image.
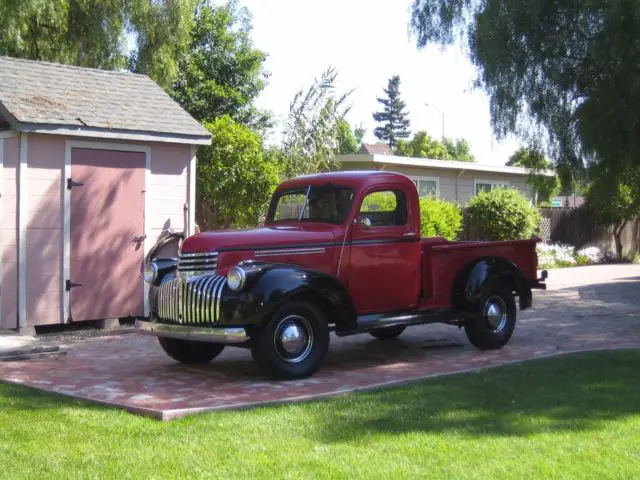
[137,171,547,379]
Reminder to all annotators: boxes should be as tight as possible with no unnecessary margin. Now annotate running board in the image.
[336,308,465,337]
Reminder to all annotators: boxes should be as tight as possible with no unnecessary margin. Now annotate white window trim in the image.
[410,176,440,199]
[474,178,511,195]
[63,140,152,323]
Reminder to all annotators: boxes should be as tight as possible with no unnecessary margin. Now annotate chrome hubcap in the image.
[274,315,313,363]
[484,296,508,333]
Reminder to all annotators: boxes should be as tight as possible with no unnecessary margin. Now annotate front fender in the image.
[219,263,357,332]
[452,257,532,312]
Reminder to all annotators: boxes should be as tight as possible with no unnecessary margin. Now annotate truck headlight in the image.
[144,262,158,284]
[227,266,247,291]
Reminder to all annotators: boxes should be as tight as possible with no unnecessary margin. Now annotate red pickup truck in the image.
[137,171,547,379]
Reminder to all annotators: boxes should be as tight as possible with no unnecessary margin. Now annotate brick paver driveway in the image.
[0,265,638,419]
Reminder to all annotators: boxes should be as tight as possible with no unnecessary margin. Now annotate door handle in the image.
[133,235,147,242]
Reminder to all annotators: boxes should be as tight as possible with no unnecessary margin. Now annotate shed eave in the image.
[13,122,212,145]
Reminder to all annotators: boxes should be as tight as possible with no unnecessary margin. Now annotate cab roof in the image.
[276,170,415,192]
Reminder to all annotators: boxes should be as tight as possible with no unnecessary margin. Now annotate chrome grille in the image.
[177,251,218,275]
[157,274,226,325]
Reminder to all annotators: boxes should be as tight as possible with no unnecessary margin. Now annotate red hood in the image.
[180,224,342,253]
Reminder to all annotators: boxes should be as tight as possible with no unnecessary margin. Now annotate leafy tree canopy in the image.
[171,1,270,131]
[336,118,364,154]
[280,67,353,178]
[0,0,197,88]
[585,165,640,259]
[197,115,280,229]
[396,131,475,162]
[410,0,640,178]
[373,75,411,147]
[507,147,560,205]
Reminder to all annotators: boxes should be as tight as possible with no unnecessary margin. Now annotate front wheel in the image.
[464,282,516,350]
[251,302,329,380]
[158,337,225,364]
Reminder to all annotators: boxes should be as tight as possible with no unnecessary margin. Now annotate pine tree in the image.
[373,75,411,147]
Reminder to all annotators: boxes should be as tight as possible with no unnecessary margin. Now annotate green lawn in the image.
[1,351,639,479]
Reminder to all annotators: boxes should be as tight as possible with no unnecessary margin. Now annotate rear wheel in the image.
[158,337,225,364]
[464,282,516,350]
[251,302,329,380]
[369,325,405,340]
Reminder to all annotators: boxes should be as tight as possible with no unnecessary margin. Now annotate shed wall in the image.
[11,134,192,327]
[1,137,19,328]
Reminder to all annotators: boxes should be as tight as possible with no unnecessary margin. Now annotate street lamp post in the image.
[425,103,445,142]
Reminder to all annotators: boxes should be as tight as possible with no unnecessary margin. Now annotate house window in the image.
[411,177,439,198]
[474,179,510,195]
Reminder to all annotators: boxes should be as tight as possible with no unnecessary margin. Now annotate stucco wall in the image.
[341,162,532,205]
[1,137,19,328]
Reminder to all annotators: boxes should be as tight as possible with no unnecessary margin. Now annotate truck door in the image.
[347,188,421,313]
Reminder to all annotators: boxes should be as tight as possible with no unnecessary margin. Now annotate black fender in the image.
[148,258,177,317]
[452,257,532,312]
[219,262,358,332]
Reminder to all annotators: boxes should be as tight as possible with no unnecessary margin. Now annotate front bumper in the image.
[135,319,249,344]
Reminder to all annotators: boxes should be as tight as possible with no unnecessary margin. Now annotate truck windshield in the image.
[268,184,355,224]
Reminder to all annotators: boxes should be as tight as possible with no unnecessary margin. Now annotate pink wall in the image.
[26,134,65,325]
[1,137,19,328]
[12,134,192,327]
[150,143,190,241]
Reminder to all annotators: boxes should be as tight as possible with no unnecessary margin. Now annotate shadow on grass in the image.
[314,349,640,442]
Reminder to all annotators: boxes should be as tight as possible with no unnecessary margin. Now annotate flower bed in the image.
[537,243,604,269]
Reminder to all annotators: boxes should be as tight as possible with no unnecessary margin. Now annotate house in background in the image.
[338,147,554,204]
[0,56,211,333]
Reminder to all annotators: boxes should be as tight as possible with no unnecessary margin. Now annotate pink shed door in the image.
[69,148,146,322]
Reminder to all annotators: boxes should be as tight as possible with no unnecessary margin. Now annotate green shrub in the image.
[467,187,541,241]
[419,197,462,240]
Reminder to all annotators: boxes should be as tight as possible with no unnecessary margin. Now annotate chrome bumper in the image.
[135,319,249,344]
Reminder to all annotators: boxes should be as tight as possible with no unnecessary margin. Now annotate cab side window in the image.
[358,190,408,226]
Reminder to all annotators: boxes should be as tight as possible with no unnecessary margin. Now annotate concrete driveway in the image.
[0,264,638,420]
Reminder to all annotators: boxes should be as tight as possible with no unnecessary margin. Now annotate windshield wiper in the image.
[298,185,311,221]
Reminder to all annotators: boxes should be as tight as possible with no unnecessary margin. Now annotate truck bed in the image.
[420,238,539,309]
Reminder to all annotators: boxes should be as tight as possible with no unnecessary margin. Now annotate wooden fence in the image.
[461,207,639,257]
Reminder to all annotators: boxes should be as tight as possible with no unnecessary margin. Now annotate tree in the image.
[507,147,560,205]
[410,0,640,180]
[171,1,270,131]
[197,116,280,229]
[0,0,197,88]
[443,138,474,162]
[373,75,411,147]
[395,131,475,162]
[336,119,364,154]
[585,166,640,259]
[354,124,366,145]
[280,67,353,178]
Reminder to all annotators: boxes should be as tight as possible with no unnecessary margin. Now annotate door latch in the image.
[67,178,84,190]
[65,280,83,291]
[133,235,147,242]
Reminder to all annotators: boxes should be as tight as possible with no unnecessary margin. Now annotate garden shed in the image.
[0,57,211,332]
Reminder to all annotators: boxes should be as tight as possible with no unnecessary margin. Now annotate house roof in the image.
[0,56,211,145]
[359,143,393,155]
[338,153,556,177]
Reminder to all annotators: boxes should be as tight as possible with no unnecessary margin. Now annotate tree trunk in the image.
[614,220,628,260]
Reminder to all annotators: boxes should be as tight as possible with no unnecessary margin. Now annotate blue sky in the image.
[241,0,523,166]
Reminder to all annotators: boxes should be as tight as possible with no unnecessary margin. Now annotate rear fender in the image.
[220,262,358,332]
[452,257,532,312]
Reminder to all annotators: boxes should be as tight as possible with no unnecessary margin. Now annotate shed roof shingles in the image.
[0,56,210,139]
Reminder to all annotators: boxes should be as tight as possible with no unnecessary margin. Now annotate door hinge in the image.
[67,178,84,190]
[65,280,82,291]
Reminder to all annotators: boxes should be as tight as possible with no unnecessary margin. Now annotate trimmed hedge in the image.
[467,187,540,241]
